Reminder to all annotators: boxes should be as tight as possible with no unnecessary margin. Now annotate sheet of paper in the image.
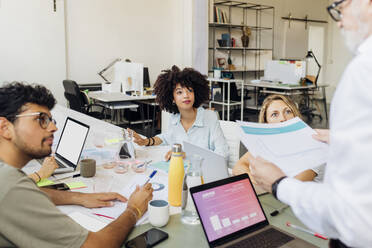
[238,117,329,177]
[68,211,107,232]
[92,172,168,225]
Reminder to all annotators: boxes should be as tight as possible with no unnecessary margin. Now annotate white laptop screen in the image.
[192,177,266,242]
[55,118,89,165]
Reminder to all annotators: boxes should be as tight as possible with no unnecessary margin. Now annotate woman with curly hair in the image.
[131,65,228,161]
[233,94,325,182]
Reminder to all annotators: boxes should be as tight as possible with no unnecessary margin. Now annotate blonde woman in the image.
[233,94,324,182]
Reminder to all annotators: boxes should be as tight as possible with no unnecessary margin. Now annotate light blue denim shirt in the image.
[157,107,229,159]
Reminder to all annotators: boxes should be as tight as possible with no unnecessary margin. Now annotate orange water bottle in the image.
[168,144,185,206]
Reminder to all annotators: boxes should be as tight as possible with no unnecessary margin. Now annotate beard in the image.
[13,133,52,159]
[341,25,369,54]
[341,2,370,54]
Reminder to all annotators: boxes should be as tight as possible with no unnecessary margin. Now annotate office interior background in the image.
[0,0,352,130]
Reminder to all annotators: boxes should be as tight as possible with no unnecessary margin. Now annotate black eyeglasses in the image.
[327,0,346,22]
[12,112,57,129]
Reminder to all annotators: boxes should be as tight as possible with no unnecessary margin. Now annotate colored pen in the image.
[137,160,152,169]
[286,222,328,240]
[143,170,157,186]
[270,205,289,216]
[72,174,81,178]
[94,213,115,220]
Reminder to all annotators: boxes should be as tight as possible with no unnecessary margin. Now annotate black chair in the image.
[63,80,108,120]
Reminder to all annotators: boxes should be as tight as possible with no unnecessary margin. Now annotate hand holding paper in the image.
[247,155,286,192]
[238,117,329,177]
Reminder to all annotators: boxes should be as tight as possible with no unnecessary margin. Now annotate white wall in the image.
[65,0,192,85]
[0,0,67,105]
[324,14,353,101]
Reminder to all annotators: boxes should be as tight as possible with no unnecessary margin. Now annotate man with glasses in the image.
[0,82,153,247]
[246,1,372,247]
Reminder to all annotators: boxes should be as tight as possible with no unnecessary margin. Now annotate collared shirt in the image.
[277,35,372,247]
[157,107,229,159]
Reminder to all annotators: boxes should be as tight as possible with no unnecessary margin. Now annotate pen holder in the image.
[80,159,96,178]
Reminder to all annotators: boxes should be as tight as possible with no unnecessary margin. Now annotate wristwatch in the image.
[271,176,287,200]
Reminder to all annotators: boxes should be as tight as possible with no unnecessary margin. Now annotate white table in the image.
[22,105,327,248]
[88,91,156,126]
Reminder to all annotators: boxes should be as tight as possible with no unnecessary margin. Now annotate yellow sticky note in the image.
[66,182,87,189]
[105,138,122,145]
[37,179,55,187]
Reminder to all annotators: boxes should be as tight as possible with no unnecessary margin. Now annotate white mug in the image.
[148,200,169,227]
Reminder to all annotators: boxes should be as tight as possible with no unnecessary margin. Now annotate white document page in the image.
[92,172,168,225]
[238,117,329,177]
[68,211,107,232]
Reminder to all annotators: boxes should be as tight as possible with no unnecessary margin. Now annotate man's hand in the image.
[312,129,330,144]
[129,128,148,146]
[38,156,59,178]
[79,192,128,208]
[127,183,153,219]
[247,154,285,192]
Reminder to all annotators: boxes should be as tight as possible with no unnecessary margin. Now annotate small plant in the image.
[242,26,252,37]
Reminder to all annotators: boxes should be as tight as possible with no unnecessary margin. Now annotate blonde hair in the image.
[258,94,302,123]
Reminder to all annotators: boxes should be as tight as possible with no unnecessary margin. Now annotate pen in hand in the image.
[143,170,157,186]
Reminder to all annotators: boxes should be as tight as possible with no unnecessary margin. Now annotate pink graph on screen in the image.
[193,180,266,242]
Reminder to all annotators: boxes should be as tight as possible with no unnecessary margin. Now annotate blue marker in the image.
[143,170,157,186]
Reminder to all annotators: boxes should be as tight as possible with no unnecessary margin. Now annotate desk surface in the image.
[127,193,327,248]
[245,81,316,90]
[24,105,328,248]
[89,91,156,103]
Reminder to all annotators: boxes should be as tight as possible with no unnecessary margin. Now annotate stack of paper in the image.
[238,117,328,177]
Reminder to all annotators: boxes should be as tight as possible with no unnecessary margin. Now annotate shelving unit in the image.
[208,78,244,121]
[209,0,275,80]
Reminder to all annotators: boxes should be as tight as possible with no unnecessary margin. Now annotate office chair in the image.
[63,80,108,120]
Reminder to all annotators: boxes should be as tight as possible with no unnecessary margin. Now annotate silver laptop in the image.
[190,174,317,248]
[183,141,229,183]
[43,117,89,174]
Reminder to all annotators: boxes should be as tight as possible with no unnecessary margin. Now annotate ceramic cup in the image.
[80,159,96,178]
[148,199,169,227]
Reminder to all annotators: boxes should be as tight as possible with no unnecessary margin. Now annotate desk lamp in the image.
[306,51,321,87]
[98,58,122,82]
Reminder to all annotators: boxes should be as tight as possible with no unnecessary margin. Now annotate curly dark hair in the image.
[0,82,56,122]
[153,65,210,114]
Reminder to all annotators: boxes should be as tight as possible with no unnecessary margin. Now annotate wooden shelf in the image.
[209,23,273,31]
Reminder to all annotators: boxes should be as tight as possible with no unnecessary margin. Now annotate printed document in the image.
[238,117,328,177]
[92,172,168,225]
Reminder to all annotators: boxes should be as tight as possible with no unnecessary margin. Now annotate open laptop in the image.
[190,174,317,248]
[41,117,90,174]
[183,141,229,183]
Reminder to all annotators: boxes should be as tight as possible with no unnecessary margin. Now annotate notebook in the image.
[190,174,317,248]
[39,117,89,174]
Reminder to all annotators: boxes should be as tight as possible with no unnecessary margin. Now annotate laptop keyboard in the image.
[37,158,65,168]
[55,159,65,168]
[226,228,294,248]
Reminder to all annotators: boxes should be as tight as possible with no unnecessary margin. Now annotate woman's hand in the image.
[128,128,148,146]
[38,157,59,179]
[312,129,330,144]
[164,150,185,161]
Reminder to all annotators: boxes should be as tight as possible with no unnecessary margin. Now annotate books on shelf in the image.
[214,6,229,24]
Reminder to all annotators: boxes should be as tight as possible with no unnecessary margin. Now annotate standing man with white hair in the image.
[246,1,372,247]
